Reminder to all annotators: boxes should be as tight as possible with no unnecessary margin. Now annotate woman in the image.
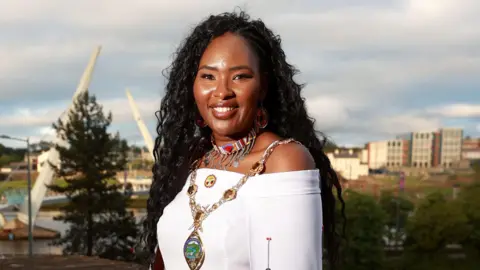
[144,11,344,270]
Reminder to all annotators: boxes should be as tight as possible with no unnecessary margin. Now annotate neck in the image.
[212,132,249,147]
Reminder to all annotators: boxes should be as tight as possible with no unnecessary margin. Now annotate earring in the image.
[196,116,207,128]
[255,106,268,129]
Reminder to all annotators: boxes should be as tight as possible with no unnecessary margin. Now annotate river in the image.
[0,211,146,255]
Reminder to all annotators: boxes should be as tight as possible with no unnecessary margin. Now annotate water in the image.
[0,211,146,255]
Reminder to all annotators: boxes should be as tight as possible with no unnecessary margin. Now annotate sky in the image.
[1,0,479,148]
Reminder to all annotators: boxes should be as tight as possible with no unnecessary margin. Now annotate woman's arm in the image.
[247,191,323,269]
[248,140,322,269]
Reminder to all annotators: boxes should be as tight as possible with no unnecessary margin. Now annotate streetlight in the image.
[0,134,33,258]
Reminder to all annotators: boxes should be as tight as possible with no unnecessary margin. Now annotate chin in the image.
[210,125,237,137]
[209,121,244,137]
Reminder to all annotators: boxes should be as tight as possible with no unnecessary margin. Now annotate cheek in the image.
[237,88,260,112]
[193,81,211,114]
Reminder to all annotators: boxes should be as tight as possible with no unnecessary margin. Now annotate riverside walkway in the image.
[0,255,145,269]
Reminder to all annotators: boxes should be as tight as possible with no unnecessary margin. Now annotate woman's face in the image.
[193,32,263,138]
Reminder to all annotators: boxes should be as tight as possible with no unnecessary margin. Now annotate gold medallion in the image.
[204,174,216,188]
[183,230,205,270]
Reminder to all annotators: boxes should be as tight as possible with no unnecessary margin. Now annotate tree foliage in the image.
[402,192,472,269]
[47,91,138,261]
[406,192,471,252]
[379,190,414,247]
[0,143,25,167]
[340,190,387,270]
[460,183,480,253]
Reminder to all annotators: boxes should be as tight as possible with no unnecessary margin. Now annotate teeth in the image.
[213,107,235,113]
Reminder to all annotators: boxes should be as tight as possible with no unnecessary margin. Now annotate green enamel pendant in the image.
[183,230,205,270]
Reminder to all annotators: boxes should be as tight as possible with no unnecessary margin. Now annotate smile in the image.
[212,107,236,112]
[210,106,238,120]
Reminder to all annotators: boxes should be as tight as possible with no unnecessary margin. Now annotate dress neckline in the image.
[195,167,319,178]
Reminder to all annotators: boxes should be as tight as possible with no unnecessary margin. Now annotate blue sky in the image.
[1,0,479,148]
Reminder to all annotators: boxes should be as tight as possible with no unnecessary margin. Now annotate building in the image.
[367,140,408,169]
[396,127,464,168]
[410,131,435,168]
[387,139,408,167]
[462,137,480,160]
[438,128,463,167]
[327,149,369,180]
[360,148,368,164]
[367,141,388,169]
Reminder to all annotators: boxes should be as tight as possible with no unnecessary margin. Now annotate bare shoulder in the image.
[264,139,316,173]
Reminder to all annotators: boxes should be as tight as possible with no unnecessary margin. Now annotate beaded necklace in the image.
[203,128,256,169]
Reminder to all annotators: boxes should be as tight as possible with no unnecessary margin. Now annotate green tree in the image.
[379,190,414,248]
[0,143,25,167]
[48,91,138,261]
[403,192,472,269]
[460,183,480,253]
[340,190,387,270]
[471,160,480,181]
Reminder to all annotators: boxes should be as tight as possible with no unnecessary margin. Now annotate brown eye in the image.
[200,73,215,80]
[233,74,253,80]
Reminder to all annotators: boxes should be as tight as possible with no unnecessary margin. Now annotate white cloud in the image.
[426,104,480,118]
[306,95,350,131]
[0,97,159,128]
[376,114,442,135]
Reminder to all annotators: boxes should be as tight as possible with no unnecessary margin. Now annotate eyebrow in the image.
[198,65,253,72]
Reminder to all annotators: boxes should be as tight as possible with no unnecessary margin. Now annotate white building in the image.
[386,139,405,167]
[327,149,369,180]
[410,131,434,168]
[360,149,368,164]
[367,141,388,169]
[439,128,463,167]
[367,140,407,169]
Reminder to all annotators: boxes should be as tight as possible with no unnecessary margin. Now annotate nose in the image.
[212,76,233,99]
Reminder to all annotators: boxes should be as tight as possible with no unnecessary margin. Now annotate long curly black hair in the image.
[143,10,345,268]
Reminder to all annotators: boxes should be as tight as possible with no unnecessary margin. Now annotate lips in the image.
[209,102,239,120]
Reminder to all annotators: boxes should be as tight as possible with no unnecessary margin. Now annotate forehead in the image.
[199,32,259,69]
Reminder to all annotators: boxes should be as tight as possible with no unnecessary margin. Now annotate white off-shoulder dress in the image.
[156,167,323,269]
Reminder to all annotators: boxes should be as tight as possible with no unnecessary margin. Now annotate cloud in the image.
[305,95,350,131]
[0,96,159,128]
[0,0,479,147]
[426,104,480,118]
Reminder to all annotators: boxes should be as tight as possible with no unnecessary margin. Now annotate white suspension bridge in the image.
[0,46,155,229]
